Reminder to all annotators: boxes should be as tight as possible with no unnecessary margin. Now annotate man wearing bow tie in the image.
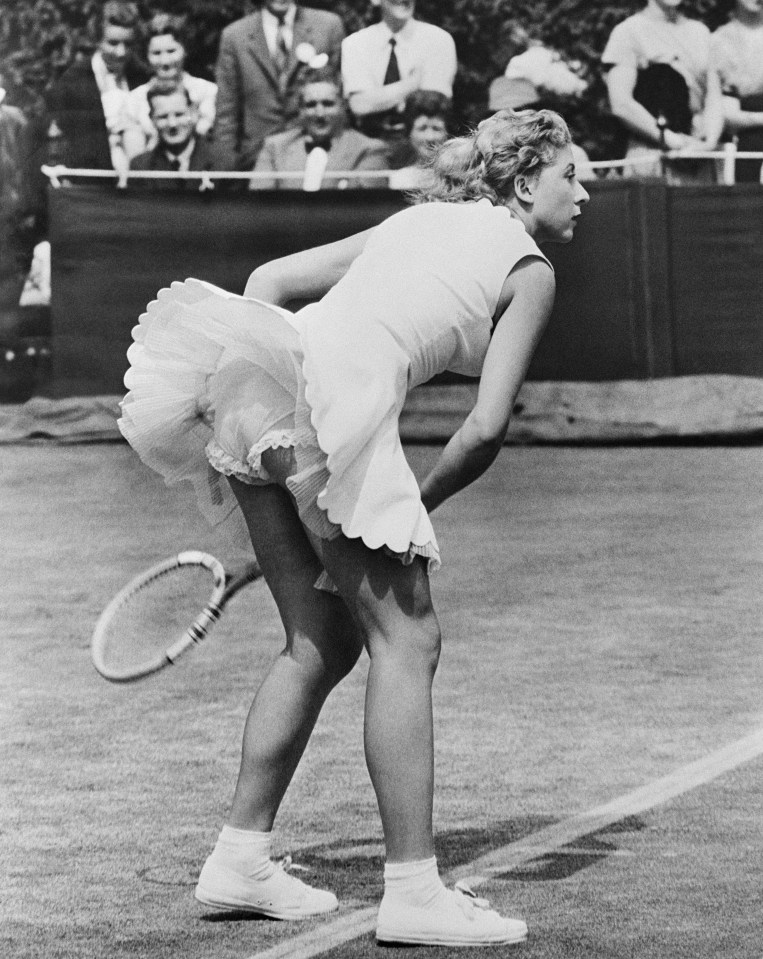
[212,0,345,171]
[250,69,389,189]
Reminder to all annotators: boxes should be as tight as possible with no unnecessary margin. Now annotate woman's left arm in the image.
[420,257,556,512]
[243,228,375,306]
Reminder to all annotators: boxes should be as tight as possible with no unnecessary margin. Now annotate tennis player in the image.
[119,107,589,947]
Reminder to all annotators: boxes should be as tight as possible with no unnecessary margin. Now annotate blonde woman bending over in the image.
[119,108,589,948]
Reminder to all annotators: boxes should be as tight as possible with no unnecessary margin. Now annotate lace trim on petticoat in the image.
[205,430,296,485]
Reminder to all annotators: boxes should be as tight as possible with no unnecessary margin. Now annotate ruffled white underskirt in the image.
[118,279,440,592]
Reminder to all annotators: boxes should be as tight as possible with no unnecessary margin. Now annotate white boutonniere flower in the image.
[295,42,316,63]
[295,43,329,69]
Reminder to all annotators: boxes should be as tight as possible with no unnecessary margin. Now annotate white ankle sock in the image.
[212,825,276,879]
[383,856,446,909]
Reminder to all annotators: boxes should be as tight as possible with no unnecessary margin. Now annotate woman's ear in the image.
[513,174,535,204]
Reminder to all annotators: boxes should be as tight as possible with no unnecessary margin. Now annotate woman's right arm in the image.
[244,229,375,306]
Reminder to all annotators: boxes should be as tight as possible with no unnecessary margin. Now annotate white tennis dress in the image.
[119,199,549,584]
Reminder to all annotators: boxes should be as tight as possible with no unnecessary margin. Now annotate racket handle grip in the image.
[165,602,222,663]
[165,633,196,664]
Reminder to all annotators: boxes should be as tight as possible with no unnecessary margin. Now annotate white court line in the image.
[247,726,763,959]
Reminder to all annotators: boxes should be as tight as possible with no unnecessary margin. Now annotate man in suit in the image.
[211,0,345,171]
[47,1,149,170]
[129,84,213,189]
[250,69,389,189]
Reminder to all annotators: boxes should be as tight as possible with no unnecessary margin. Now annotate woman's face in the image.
[147,34,186,82]
[527,144,589,244]
[409,115,449,162]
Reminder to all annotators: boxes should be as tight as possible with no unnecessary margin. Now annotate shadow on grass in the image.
[200,910,272,924]
[496,814,647,883]
[297,814,648,896]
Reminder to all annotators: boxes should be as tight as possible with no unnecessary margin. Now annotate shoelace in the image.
[453,880,492,917]
[276,854,310,875]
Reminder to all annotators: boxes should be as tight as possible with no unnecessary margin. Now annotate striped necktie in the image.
[274,14,290,79]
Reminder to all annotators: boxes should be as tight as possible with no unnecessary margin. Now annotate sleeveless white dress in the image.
[119,199,549,586]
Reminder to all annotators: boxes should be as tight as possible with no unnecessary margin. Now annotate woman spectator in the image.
[712,0,763,183]
[602,0,724,183]
[387,90,450,189]
[124,13,216,160]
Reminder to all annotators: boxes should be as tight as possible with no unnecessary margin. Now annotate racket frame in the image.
[91,550,261,683]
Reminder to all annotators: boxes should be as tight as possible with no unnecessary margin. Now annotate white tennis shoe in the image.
[376,881,528,947]
[194,854,339,920]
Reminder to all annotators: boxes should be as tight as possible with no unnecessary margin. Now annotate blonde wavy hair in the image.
[410,108,572,205]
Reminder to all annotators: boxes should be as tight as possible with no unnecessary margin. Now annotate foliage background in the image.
[1,0,735,158]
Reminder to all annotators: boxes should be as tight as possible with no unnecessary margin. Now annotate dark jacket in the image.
[48,54,150,169]
[129,138,214,189]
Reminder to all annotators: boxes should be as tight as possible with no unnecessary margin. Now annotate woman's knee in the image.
[366,607,442,676]
[285,602,364,689]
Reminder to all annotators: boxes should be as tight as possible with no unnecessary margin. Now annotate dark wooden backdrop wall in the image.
[49,182,763,396]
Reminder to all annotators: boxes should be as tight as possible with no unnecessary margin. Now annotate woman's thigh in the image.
[319,536,441,666]
[255,446,439,662]
[227,475,362,680]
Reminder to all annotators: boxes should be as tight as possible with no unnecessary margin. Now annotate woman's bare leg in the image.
[226,476,363,831]
[317,534,527,946]
[318,535,441,863]
[230,443,439,861]
[195,469,362,918]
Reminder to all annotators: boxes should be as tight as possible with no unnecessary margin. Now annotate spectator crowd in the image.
[3,0,762,395]
[36,0,763,191]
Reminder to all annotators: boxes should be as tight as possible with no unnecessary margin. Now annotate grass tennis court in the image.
[2,441,762,959]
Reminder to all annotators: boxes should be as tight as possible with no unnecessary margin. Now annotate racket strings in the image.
[96,565,217,675]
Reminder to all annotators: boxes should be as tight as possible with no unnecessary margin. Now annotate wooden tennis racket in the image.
[91,551,263,683]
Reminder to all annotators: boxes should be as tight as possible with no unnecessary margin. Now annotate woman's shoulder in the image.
[606,12,644,44]
[711,18,734,38]
[382,197,530,232]
[382,200,546,262]
[128,82,150,101]
[677,15,711,42]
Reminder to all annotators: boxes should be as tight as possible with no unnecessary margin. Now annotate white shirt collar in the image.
[262,4,296,31]
[378,18,417,44]
[91,50,129,93]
